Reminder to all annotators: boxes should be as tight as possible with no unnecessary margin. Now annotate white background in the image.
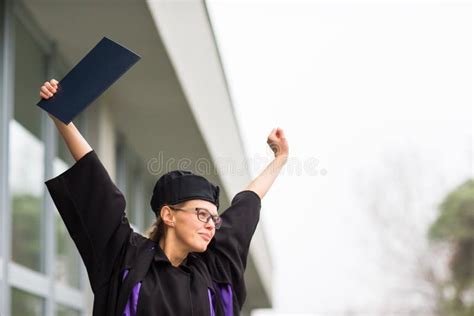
[207,1,472,314]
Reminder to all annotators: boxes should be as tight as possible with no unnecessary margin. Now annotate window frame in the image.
[0,1,87,315]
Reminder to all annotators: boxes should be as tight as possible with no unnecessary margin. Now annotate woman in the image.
[40,79,289,316]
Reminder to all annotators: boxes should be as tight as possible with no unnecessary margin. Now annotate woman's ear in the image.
[160,205,176,227]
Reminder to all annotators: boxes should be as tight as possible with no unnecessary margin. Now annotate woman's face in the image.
[172,199,218,253]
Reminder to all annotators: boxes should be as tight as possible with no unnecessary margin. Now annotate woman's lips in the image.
[199,233,211,241]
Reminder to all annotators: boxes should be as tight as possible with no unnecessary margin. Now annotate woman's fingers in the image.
[269,127,285,140]
[276,128,285,139]
[41,86,53,97]
[45,81,57,93]
[40,79,59,99]
[266,127,288,157]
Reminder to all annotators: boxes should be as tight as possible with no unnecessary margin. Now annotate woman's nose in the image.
[205,219,215,229]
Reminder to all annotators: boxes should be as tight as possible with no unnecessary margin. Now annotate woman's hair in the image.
[144,217,164,242]
[145,201,187,242]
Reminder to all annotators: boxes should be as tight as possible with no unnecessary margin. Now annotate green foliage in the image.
[429,179,474,316]
[430,179,474,242]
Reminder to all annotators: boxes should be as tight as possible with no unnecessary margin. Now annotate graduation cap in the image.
[37,37,141,124]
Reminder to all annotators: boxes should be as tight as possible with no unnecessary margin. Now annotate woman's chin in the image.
[193,242,208,253]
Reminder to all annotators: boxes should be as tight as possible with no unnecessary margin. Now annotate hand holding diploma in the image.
[37,37,140,161]
[39,79,92,162]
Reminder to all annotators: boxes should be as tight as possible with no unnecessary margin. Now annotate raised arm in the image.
[40,79,92,161]
[245,127,289,199]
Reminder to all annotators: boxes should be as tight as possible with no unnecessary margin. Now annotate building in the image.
[0,0,272,314]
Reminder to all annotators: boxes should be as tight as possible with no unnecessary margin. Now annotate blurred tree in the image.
[429,179,474,316]
[356,151,447,314]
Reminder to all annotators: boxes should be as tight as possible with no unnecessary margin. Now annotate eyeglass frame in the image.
[168,205,222,229]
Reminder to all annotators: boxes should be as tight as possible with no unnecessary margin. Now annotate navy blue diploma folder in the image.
[37,37,141,124]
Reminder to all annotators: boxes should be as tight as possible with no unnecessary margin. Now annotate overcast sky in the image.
[207,1,472,314]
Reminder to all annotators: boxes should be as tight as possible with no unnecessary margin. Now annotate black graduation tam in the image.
[150,170,220,215]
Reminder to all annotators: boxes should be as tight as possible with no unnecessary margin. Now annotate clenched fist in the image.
[267,127,289,158]
[39,79,58,99]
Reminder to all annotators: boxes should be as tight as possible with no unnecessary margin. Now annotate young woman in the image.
[40,79,289,316]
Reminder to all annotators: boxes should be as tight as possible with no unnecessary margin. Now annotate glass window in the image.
[0,0,5,287]
[11,287,44,316]
[56,304,81,316]
[10,16,46,272]
[55,213,81,288]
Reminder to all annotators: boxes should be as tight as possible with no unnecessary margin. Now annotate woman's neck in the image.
[159,236,189,267]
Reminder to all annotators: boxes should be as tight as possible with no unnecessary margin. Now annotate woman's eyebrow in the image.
[198,207,219,217]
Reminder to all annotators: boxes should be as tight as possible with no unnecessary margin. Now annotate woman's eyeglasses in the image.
[169,206,222,229]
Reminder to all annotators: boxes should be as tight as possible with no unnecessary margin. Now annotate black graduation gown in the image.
[45,150,261,316]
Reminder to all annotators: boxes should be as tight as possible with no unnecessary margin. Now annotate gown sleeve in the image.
[45,150,132,292]
[201,189,262,308]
